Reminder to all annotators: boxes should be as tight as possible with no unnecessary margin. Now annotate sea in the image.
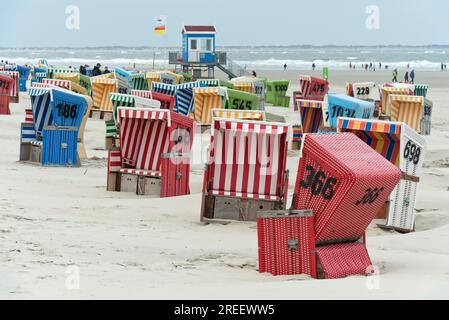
[1,46,448,71]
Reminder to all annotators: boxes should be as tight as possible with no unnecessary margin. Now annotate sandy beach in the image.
[1,69,449,299]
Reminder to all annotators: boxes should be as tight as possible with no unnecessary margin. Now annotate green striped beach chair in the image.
[129,73,149,91]
[414,84,428,98]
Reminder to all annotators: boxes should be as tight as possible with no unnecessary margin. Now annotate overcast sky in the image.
[1,0,448,47]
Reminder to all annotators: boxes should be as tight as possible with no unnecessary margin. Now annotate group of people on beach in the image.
[392,68,416,84]
[78,63,110,76]
[349,62,388,71]
[442,63,447,71]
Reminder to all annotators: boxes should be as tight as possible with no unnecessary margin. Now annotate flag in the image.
[154,25,166,35]
[154,15,167,35]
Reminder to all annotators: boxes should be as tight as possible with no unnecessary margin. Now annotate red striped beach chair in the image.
[201,118,290,222]
[338,117,427,232]
[0,74,14,115]
[257,133,401,278]
[131,90,175,111]
[0,71,20,103]
[298,75,329,101]
[107,107,194,198]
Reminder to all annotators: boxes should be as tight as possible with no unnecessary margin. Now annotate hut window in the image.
[206,39,212,51]
[190,39,197,50]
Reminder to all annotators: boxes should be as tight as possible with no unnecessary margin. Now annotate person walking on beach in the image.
[442,63,444,71]
[312,63,316,71]
[410,69,415,84]
[284,63,287,71]
[379,62,382,69]
[349,62,352,69]
[92,63,102,77]
[252,70,257,77]
[404,71,409,83]
[392,69,398,82]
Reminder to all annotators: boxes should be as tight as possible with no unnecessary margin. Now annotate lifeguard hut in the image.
[169,25,239,80]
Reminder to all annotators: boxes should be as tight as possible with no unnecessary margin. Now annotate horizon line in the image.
[1,44,449,50]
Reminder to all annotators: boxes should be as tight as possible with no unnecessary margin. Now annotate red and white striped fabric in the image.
[120,168,162,177]
[0,71,19,98]
[25,109,34,123]
[131,90,152,99]
[315,242,372,279]
[118,107,170,175]
[208,119,289,200]
[298,75,329,101]
[108,150,121,173]
[42,79,71,90]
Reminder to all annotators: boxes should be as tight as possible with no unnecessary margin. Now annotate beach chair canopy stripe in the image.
[414,84,428,98]
[29,87,53,136]
[91,78,118,111]
[338,118,402,166]
[193,87,227,125]
[152,82,176,97]
[43,79,71,90]
[131,90,152,99]
[54,72,80,84]
[232,81,253,93]
[388,95,424,132]
[208,119,289,200]
[118,108,170,174]
[212,109,266,121]
[175,81,204,116]
[381,87,412,114]
[296,98,324,133]
[129,73,149,91]
[35,72,47,83]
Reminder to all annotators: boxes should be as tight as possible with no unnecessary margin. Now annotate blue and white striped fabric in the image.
[152,82,176,97]
[31,141,43,147]
[30,88,53,137]
[21,124,36,143]
[175,81,204,116]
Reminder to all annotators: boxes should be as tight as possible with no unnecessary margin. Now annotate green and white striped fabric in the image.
[414,84,428,98]
[106,93,135,138]
[110,93,136,124]
[201,79,234,89]
[129,73,149,91]
[105,120,118,138]
[46,67,73,79]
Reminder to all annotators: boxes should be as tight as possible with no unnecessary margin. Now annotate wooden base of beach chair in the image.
[10,96,19,104]
[107,172,121,192]
[120,173,162,196]
[202,195,283,222]
[90,109,113,121]
[30,145,42,164]
[19,143,32,161]
[105,136,120,151]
